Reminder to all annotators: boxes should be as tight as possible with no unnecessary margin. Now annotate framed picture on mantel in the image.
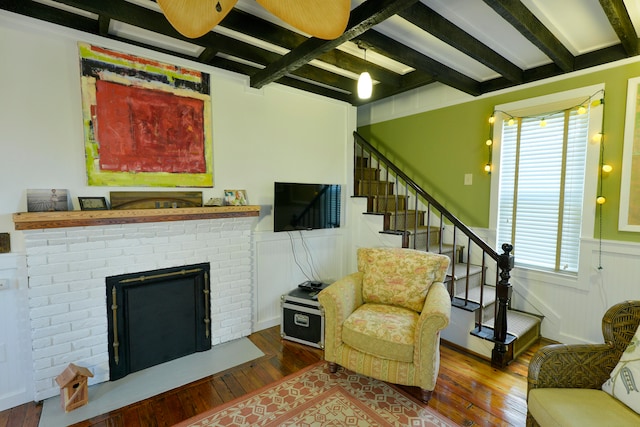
[224,190,248,206]
[78,197,109,211]
[27,189,70,212]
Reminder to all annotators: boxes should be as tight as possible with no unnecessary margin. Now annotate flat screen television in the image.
[274,182,341,232]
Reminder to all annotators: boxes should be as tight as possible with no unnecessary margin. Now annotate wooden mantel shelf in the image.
[13,206,261,230]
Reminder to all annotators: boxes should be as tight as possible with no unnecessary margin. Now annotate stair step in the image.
[355,167,379,181]
[406,225,441,248]
[448,263,484,281]
[482,310,542,359]
[383,210,425,230]
[447,263,485,293]
[355,156,369,168]
[454,282,496,307]
[368,195,407,212]
[355,180,394,197]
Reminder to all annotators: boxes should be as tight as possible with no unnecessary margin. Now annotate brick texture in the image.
[23,218,255,401]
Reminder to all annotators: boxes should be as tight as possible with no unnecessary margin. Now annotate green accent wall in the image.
[358,60,640,243]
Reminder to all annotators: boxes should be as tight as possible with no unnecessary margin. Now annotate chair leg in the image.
[328,362,338,373]
[420,389,432,403]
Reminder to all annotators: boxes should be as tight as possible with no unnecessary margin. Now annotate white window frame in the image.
[489,84,604,287]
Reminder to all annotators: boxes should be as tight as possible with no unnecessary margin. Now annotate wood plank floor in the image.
[0,327,550,427]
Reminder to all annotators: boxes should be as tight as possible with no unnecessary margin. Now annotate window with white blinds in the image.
[496,109,589,273]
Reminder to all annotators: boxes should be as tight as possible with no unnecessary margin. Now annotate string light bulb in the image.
[486,139,493,146]
[602,164,613,173]
[540,118,547,127]
[577,106,587,114]
[596,196,606,205]
[593,132,603,143]
[508,117,515,126]
[484,163,492,173]
[488,115,495,124]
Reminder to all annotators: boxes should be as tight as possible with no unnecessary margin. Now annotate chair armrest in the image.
[414,281,451,387]
[527,342,618,393]
[415,281,451,349]
[317,272,363,355]
[417,281,451,333]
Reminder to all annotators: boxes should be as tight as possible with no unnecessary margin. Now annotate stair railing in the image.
[354,131,515,367]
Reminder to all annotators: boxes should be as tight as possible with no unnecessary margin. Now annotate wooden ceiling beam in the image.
[598,0,638,55]
[203,35,360,96]
[479,44,629,93]
[399,2,523,84]
[250,0,421,89]
[220,9,403,88]
[210,56,354,103]
[2,0,99,34]
[355,30,482,96]
[53,0,224,49]
[482,0,574,72]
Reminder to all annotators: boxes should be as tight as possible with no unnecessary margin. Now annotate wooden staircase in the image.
[354,141,541,365]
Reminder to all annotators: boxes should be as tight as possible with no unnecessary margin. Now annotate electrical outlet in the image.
[464,173,473,185]
[0,279,9,290]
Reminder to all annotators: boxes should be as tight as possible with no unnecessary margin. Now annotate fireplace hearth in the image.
[106,263,212,381]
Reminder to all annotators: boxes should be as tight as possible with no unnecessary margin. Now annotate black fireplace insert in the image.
[106,263,211,381]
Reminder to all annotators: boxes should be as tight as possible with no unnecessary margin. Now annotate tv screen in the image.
[274,182,341,232]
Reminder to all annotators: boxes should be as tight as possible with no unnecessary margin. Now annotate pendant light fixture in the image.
[357,46,372,100]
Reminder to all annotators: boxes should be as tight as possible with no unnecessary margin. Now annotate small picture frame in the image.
[78,197,109,211]
[224,189,248,206]
[27,189,70,212]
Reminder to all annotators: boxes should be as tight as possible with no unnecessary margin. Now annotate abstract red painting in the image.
[79,43,213,187]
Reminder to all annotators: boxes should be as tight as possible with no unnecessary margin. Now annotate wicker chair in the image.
[318,247,451,403]
[526,300,640,426]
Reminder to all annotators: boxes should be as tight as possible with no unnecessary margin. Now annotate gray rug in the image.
[39,338,264,427]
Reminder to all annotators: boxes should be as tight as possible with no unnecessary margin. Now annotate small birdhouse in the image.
[55,363,94,412]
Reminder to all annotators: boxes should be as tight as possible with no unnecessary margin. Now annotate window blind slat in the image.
[496,109,588,273]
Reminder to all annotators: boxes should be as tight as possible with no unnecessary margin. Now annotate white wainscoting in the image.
[510,238,640,344]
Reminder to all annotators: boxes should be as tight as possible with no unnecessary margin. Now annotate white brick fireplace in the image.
[21,216,257,401]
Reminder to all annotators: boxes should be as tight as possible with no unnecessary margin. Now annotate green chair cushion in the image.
[528,388,640,426]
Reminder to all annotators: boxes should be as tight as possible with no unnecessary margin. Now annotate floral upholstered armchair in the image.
[317,247,451,402]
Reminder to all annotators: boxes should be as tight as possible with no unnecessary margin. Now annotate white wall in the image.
[0,11,356,409]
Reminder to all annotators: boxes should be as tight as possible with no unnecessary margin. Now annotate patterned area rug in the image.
[174,361,456,426]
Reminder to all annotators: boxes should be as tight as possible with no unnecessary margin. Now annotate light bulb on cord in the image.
[485,139,493,146]
[577,106,587,114]
[540,118,547,127]
[508,117,515,126]
[602,164,613,173]
[357,72,372,99]
[596,196,606,205]
[484,163,492,173]
[357,46,372,99]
